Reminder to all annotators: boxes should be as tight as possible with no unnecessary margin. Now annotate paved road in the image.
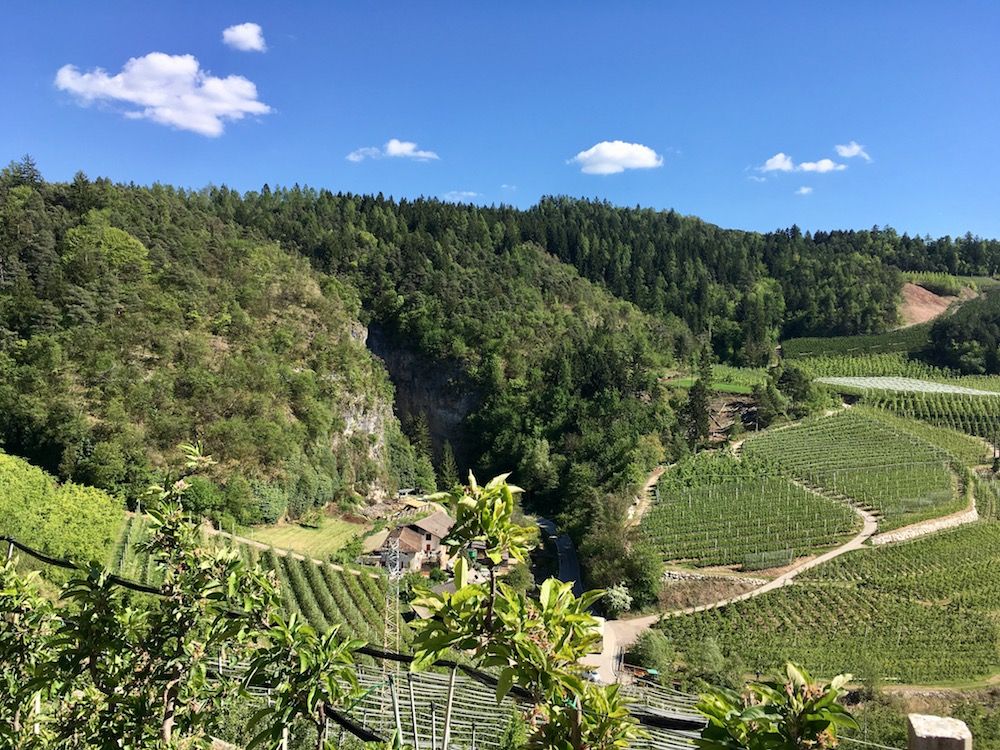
[537,517,583,596]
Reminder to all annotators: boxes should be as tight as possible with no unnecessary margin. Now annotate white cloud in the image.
[569,140,663,175]
[384,138,439,160]
[835,140,871,162]
[54,52,271,136]
[346,138,439,162]
[795,186,813,195]
[747,174,767,183]
[345,147,382,163]
[798,158,846,173]
[501,183,517,191]
[222,23,267,52]
[442,190,481,202]
[760,152,795,172]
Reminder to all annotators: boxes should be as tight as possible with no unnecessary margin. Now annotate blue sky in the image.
[2,1,999,237]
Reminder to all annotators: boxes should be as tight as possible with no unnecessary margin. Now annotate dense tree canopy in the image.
[923,290,1000,374]
[0,161,427,525]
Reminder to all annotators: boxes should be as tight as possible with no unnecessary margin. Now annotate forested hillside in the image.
[5,156,1000,591]
[0,159,430,527]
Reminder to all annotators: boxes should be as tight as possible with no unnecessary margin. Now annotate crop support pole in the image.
[442,668,457,750]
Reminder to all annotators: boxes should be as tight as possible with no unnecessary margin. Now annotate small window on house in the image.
[425,533,432,541]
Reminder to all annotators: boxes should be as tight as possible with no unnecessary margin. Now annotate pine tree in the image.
[685,345,713,449]
[407,411,433,458]
[439,440,460,489]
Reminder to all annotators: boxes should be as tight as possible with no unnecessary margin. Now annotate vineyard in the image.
[856,406,991,467]
[859,390,1000,443]
[800,521,1000,609]
[640,477,857,568]
[900,271,967,297]
[781,324,930,359]
[742,410,964,529]
[798,353,951,379]
[109,516,394,644]
[656,575,998,684]
[343,665,701,750]
[656,520,1000,684]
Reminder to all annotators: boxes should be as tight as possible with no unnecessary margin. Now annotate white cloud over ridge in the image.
[347,139,439,162]
[569,140,663,175]
[222,23,267,52]
[795,186,813,195]
[55,52,271,136]
[836,140,871,162]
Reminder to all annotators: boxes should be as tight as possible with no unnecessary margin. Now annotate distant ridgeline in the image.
[2,157,1000,546]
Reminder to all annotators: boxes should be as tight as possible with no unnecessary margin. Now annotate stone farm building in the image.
[387,510,455,572]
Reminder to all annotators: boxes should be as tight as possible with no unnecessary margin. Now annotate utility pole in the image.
[381,534,403,733]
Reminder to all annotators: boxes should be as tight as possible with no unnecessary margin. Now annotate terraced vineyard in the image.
[798,353,951,379]
[782,324,931,358]
[857,406,991,467]
[861,390,1000,443]
[657,521,1000,684]
[658,578,998,684]
[801,522,1000,607]
[640,477,858,568]
[742,410,963,529]
[109,516,393,644]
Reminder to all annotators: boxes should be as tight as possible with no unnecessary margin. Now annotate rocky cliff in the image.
[366,324,480,470]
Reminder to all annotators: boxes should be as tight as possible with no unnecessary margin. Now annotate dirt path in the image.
[626,464,669,527]
[583,503,879,683]
[871,495,979,545]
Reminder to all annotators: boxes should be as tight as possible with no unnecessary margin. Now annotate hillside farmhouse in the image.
[384,510,455,572]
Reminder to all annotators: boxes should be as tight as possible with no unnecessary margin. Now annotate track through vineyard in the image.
[586,501,878,683]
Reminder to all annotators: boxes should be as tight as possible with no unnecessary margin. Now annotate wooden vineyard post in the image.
[442,668,457,750]
[570,701,583,750]
[407,673,421,750]
[431,703,438,750]
[471,722,477,750]
[6,540,13,561]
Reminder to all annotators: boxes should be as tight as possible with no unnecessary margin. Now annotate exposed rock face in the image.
[334,389,392,502]
[366,323,480,468]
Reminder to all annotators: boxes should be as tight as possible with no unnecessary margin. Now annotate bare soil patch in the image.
[658,577,758,610]
[898,282,958,327]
